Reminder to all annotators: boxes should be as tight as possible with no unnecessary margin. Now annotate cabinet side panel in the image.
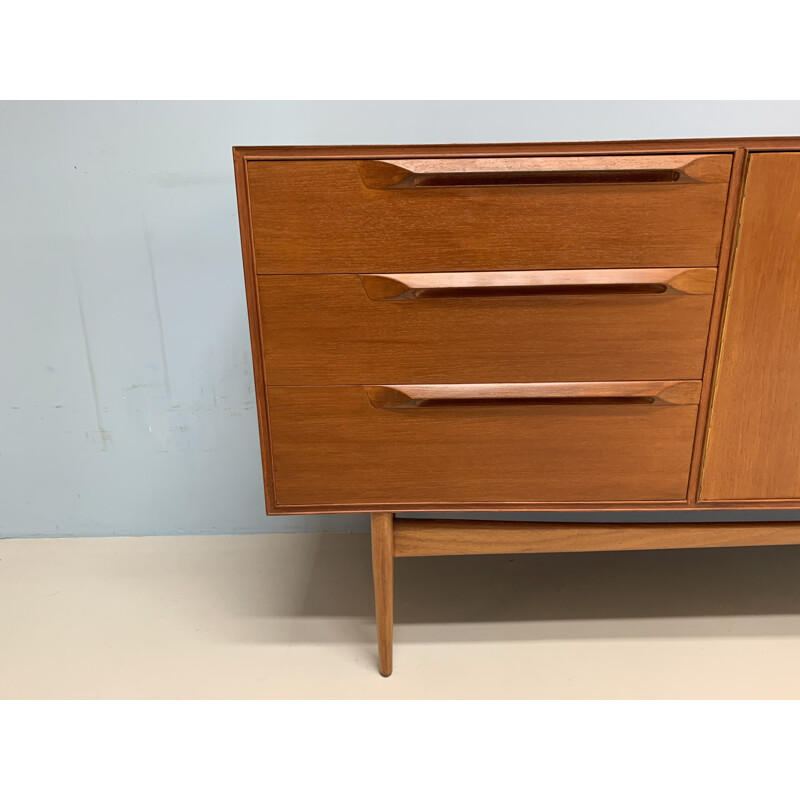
[234,152,277,513]
[701,153,800,501]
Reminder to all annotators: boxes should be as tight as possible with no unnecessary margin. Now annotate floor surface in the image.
[2,532,800,698]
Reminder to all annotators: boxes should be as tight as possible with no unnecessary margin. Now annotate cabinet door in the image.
[701,153,800,501]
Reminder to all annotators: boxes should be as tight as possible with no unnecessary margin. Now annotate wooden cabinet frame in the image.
[234,138,800,675]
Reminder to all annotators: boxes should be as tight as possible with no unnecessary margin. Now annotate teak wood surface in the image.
[267,384,699,508]
[260,270,715,386]
[392,518,800,557]
[246,156,730,273]
[370,513,394,677]
[358,267,715,299]
[701,153,800,501]
[686,148,747,504]
[357,153,731,188]
[233,138,800,513]
[234,137,800,160]
[363,381,701,408]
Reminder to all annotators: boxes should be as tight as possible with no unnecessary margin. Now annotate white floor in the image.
[2,531,800,698]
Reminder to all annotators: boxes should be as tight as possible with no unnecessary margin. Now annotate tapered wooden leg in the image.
[371,512,394,677]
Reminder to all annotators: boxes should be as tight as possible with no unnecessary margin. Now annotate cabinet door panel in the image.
[701,153,800,500]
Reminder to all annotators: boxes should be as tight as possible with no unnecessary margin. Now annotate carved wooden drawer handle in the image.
[357,155,731,189]
[360,268,716,301]
[365,381,702,409]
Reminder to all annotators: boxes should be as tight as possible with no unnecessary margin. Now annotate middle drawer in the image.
[260,268,715,385]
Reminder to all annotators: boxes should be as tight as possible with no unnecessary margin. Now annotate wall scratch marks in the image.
[143,216,173,407]
[72,266,111,451]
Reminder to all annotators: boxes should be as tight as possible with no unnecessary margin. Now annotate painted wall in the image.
[2,101,800,537]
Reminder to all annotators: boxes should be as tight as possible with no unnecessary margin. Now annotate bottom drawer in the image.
[267,382,700,509]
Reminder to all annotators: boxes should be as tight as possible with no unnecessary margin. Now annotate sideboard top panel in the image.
[234,137,800,161]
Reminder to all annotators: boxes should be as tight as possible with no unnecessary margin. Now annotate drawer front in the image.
[260,269,715,385]
[246,154,732,274]
[267,382,701,509]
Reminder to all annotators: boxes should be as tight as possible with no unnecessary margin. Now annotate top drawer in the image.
[245,154,732,274]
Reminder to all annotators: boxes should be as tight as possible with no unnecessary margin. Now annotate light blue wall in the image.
[2,101,800,537]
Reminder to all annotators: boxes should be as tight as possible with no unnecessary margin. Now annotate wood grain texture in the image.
[233,149,277,513]
[358,154,731,188]
[232,140,800,514]
[392,518,800,557]
[359,268,716,299]
[364,381,701,408]
[233,137,800,161]
[267,385,699,509]
[371,512,394,677]
[246,157,731,273]
[259,272,714,385]
[701,153,800,501]
[686,149,748,503]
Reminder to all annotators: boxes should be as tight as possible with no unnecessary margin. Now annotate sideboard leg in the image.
[371,512,395,677]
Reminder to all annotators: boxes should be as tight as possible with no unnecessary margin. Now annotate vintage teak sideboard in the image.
[234,138,800,676]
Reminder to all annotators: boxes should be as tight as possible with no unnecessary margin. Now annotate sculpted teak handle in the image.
[357,154,732,189]
[365,381,703,409]
[360,268,716,301]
